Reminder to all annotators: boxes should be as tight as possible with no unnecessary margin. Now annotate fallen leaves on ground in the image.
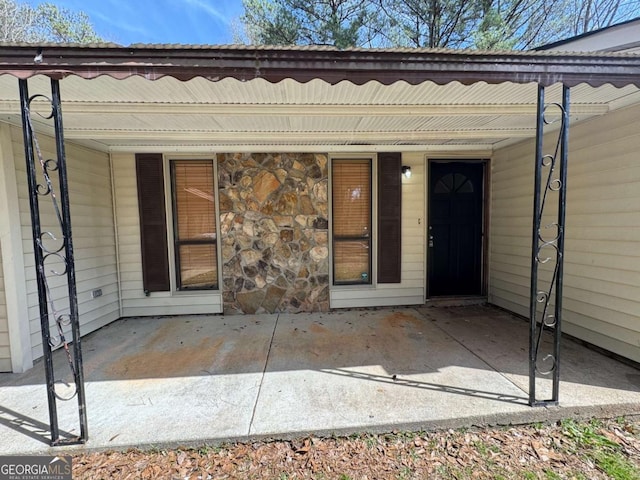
[73,417,640,479]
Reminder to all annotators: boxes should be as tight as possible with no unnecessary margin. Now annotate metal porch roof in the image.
[1,43,640,87]
[0,44,638,152]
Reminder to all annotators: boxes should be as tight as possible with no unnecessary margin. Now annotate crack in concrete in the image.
[412,307,531,400]
[248,313,280,435]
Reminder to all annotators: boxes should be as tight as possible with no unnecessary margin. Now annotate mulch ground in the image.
[72,417,640,479]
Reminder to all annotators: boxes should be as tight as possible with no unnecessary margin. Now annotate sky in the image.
[25,0,246,45]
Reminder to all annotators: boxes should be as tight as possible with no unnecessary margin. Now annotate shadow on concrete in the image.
[1,305,638,395]
[320,368,529,405]
[0,404,74,445]
[418,305,640,397]
[0,305,639,454]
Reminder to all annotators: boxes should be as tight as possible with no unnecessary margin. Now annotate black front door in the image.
[428,161,484,297]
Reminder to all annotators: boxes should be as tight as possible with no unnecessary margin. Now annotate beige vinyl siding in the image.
[9,125,120,359]
[111,153,223,316]
[489,103,640,363]
[0,240,10,371]
[330,153,425,308]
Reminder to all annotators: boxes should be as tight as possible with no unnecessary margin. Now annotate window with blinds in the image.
[171,160,218,290]
[332,158,372,285]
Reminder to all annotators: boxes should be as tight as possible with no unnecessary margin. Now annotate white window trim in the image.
[163,154,223,295]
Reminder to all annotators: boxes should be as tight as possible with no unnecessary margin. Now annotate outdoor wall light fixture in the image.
[402,165,412,178]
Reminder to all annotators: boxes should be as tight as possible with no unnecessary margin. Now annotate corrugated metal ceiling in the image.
[0,73,638,151]
[2,74,637,105]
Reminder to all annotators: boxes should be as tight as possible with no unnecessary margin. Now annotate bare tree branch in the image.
[240,0,639,49]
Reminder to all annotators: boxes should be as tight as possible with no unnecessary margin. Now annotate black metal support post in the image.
[529,84,570,406]
[18,78,88,445]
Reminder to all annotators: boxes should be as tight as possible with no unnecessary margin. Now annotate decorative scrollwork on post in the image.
[19,78,87,445]
[529,84,570,406]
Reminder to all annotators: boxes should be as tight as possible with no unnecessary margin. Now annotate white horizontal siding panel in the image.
[8,125,120,360]
[491,216,533,228]
[0,358,10,372]
[563,263,640,287]
[330,297,425,309]
[0,240,9,371]
[20,226,116,243]
[565,251,640,272]
[490,277,529,299]
[565,239,640,257]
[118,271,142,282]
[29,309,120,358]
[491,242,532,258]
[567,226,640,242]
[569,149,640,175]
[565,212,640,228]
[489,287,529,313]
[21,233,116,258]
[0,245,5,311]
[567,165,640,189]
[22,247,115,265]
[402,270,425,281]
[27,282,119,308]
[401,253,424,265]
[562,318,640,364]
[491,197,533,212]
[27,295,120,323]
[567,109,640,147]
[561,295,640,331]
[330,287,424,309]
[569,181,639,202]
[124,305,222,317]
[26,255,116,285]
[330,152,425,309]
[78,297,121,318]
[116,243,142,256]
[491,236,530,249]
[123,293,223,309]
[120,286,146,299]
[489,265,529,285]
[490,103,640,363]
[562,313,640,362]
[115,225,140,237]
[112,153,223,315]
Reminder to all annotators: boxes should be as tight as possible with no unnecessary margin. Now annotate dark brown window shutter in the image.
[135,153,170,292]
[378,153,402,283]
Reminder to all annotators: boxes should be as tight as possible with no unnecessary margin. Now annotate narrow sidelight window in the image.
[171,160,218,290]
[332,158,372,285]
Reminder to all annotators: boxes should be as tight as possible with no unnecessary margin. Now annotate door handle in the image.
[428,227,434,248]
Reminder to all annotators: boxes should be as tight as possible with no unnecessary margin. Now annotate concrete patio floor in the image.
[0,305,638,454]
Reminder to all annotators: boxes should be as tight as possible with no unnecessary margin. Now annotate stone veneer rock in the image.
[218,153,329,314]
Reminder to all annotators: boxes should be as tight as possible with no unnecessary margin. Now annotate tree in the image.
[0,0,101,43]
[240,0,302,45]
[568,0,638,36]
[472,0,569,50]
[377,0,480,48]
[34,3,102,43]
[240,0,639,49]
[240,0,379,48]
[0,0,39,42]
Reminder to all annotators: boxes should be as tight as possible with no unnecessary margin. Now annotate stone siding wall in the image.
[218,153,329,314]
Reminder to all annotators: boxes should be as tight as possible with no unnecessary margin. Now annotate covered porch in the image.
[0,45,639,446]
[0,305,638,453]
